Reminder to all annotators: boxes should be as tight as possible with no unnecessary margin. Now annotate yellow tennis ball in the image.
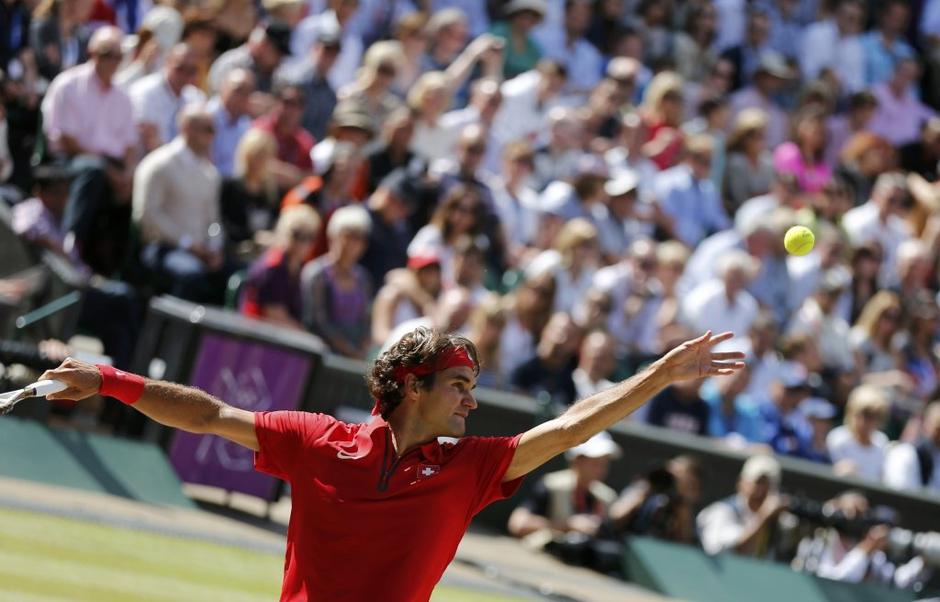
[784,225,815,256]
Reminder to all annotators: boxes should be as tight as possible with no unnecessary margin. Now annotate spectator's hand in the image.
[655,331,745,383]
[38,357,102,402]
[566,513,602,537]
[858,524,890,554]
[467,34,502,60]
[759,493,788,522]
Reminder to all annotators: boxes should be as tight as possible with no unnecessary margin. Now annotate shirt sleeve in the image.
[253,410,338,481]
[462,434,524,516]
[883,443,922,492]
[697,502,743,555]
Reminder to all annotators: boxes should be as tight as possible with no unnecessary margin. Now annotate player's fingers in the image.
[690,330,712,346]
[711,351,745,361]
[708,331,734,346]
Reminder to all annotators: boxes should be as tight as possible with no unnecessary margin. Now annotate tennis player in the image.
[41,327,743,601]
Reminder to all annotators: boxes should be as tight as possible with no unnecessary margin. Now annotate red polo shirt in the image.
[253,411,524,602]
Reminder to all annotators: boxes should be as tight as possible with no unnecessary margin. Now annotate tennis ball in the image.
[784,225,815,256]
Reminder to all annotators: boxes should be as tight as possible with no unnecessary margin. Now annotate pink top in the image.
[41,63,137,159]
[868,83,936,147]
[772,142,831,193]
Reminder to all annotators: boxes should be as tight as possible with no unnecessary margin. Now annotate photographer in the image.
[507,432,620,549]
[609,455,703,544]
[791,491,926,588]
[696,455,788,557]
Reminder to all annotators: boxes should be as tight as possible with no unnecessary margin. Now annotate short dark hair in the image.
[367,328,479,419]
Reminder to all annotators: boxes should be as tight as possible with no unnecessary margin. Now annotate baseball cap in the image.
[264,21,293,56]
[755,51,793,80]
[407,253,441,270]
[818,266,851,293]
[604,171,639,197]
[565,431,622,460]
[800,397,836,420]
[740,454,782,487]
[504,0,547,18]
[779,361,810,390]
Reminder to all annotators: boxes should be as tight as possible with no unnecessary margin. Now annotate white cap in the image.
[740,454,782,487]
[604,170,639,197]
[566,431,622,460]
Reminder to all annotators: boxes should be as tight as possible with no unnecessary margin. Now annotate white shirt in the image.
[500,316,536,376]
[826,425,889,481]
[799,20,865,93]
[841,202,912,288]
[572,368,615,400]
[409,115,468,163]
[697,495,757,555]
[883,442,940,494]
[592,262,661,354]
[129,72,205,147]
[525,249,596,314]
[492,71,560,150]
[680,279,757,352]
[535,34,602,99]
[290,11,363,90]
[490,179,539,249]
[787,298,855,372]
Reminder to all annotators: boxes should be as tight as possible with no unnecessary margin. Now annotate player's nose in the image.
[462,392,477,410]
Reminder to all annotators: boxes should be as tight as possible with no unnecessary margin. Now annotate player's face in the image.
[418,366,478,437]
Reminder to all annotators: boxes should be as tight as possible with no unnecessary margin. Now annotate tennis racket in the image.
[0,380,67,415]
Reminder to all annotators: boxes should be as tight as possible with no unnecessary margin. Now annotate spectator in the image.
[850,291,902,377]
[466,294,509,388]
[30,0,93,81]
[647,377,710,436]
[682,96,731,195]
[896,295,940,402]
[358,169,417,290]
[652,134,731,248]
[701,366,763,445]
[208,68,256,177]
[605,113,658,200]
[826,384,890,480]
[179,16,219,94]
[361,109,419,197]
[723,108,774,213]
[408,184,486,288]
[841,172,913,288]
[798,0,866,94]
[252,82,315,190]
[239,204,320,330]
[681,250,760,349]
[507,432,620,546]
[697,454,787,557]
[287,30,342,142]
[674,3,719,84]
[500,272,556,376]
[490,0,545,80]
[391,12,428,95]
[531,107,584,191]
[301,204,373,359]
[492,58,567,151]
[526,218,600,314]
[41,26,138,276]
[825,91,878,168]
[510,311,582,407]
[868,58,936,148]
[407,71,457,161]
[437,78,505,173]
[758,363,815,459]
[337,40,404,137]
[113,6,185,89]
[763,0,804,60]
[800,397,836,463]
[861,0,915,88]
[884,401,940,493]
[788,266,856,375]
[833,132,893,206]
[652,241,690,343]
[129,43,205,154]
[220,129,279,249]
[729,51,791,149]
[491,140,539,264]
[773,108,832,194]
[720,9,771,91]
[290,0,362,90]
[133,104,229,303]
[209,22,292,94]
[899,117,940,182]
[598,170,654,259]
[371,254,442,348]
[572,330,617,400]
[640,71,685,171]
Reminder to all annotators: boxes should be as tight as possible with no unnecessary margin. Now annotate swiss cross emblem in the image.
[417,464,440,480]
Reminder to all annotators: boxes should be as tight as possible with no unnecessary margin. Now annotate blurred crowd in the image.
[3,0,940,501]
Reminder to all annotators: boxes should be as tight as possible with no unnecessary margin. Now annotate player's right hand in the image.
[39,358,103,401]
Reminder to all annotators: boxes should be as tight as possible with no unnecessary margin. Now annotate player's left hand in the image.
[656,331,745,382]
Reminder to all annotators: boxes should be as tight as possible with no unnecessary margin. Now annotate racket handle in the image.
[29,380,67,398]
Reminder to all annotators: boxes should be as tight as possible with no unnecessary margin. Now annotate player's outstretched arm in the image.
[502,331,744,482]
[39,358,259,451]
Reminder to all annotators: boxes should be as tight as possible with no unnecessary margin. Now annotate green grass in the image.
[0,508,523,601]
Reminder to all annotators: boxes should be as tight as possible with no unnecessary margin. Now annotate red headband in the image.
[372,347,476,416]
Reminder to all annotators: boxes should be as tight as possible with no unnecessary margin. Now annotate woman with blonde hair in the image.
[468,294,509,388]
[393,12,430,94]
[220,129,279,250]
[239,204,320,330]
[723,108,774,212]
[526,218,600,314]
[641,71,686,169]
[826,384,890,481]
[850,290,903,375]
[338,40,405,135]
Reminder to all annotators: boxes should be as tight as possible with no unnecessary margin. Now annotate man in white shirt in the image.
[129,43,205,152]
[841,172,913,289]
[492,59,567,152]
[533,0,601,101]
[681,250,759,352]
[290,0,363,90]
[798,0,866,94]
[884,402,940,494]
[133,104,226,303]
[787,266,856,374]
[697,455,787,557]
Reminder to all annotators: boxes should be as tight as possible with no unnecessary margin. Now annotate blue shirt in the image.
[208,99,251,177]
[758,403,814,460]
[862,31,915,87]
[700,380,763,442]
[653,165,731,248]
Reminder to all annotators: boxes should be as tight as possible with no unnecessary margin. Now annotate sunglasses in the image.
[377,63,397,77]
[291,230,317,242]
